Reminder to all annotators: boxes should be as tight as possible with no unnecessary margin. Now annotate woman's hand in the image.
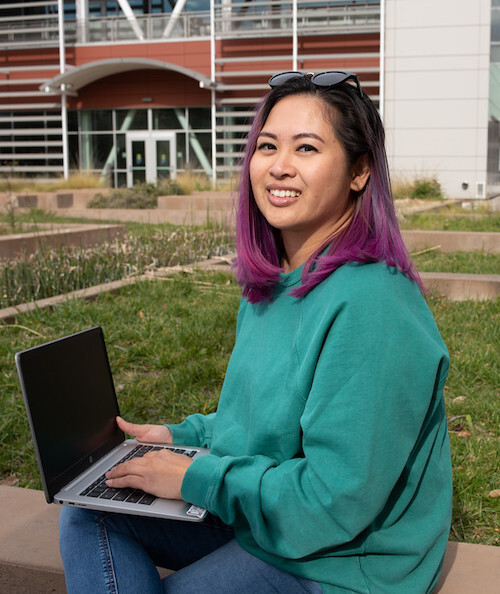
[109,417,188,499]
[116,416,173,444]
[105,448,191,500]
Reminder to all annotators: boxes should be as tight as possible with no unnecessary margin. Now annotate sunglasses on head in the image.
[268,70,363,98]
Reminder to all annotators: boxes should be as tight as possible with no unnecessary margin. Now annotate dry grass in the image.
[0,172,107,193]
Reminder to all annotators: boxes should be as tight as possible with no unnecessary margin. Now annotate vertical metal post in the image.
[292,0,298,70]
[76,0,88,43]
[379,0,385,121]
[58,0,69,179]
[210,0,217,187]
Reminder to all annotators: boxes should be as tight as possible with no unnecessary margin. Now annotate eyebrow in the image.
[257,131,326,144]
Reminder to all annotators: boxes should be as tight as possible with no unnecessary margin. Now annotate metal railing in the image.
[0,1,379,48]
[67,12,212,44]
[0,11,211,48]
[214,0,380,37]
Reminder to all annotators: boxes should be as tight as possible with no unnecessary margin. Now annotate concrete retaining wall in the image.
[1,189,111,211]
[0,224,126,259]
[421,272,500,300]
[402,230,500,253]
[1,485,499,594]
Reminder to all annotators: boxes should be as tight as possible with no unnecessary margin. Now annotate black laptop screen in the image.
[16,327,124,501]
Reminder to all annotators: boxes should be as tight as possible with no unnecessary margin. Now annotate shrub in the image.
[393,177,444,201]
[88,180,187,209]
[409,178,443,200]
[157,178,186,196]
[89,183,159,209]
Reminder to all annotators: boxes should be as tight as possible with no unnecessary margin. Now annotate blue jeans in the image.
[59,506,323,593]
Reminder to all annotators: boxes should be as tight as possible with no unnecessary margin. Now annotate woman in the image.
[60,72,452,593]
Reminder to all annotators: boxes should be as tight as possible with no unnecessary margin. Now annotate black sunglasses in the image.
[268,70,363,98]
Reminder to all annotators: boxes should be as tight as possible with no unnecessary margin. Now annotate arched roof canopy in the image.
[40,58,213,94]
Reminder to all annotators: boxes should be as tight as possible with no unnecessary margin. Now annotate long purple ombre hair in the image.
[235,75,422,303]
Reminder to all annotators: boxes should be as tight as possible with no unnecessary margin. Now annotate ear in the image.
[350,154,370,193]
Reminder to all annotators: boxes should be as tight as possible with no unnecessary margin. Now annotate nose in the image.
[269,150,296,179]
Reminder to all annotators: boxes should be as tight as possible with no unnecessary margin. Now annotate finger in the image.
[116,416,149,440]
[106,457,146,479]
[116,416,138,433]
[105,474,145,490]
[142,449,174,460]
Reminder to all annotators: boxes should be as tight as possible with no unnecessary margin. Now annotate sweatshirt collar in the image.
[279,263,304,288]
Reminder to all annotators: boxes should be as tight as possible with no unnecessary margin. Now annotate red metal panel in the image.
[0,31,379,107]
[70,40,211,76]
[68,69,211,109]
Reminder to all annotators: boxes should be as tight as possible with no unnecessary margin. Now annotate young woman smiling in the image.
[60,72,452,594]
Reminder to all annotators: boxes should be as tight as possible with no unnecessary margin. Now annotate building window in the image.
[68,106,212,187]
[116,109,148,131]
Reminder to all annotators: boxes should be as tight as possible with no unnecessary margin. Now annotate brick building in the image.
[0,1,498,199]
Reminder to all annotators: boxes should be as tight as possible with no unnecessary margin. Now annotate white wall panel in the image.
[384,0,491,199]
[386,99,483,130]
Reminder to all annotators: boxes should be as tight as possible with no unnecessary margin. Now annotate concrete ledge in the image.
[0,486,66,593]
[421,272,500,300]
[0,277,141,323]
[402,230,500,253]
[157,192,232,211]
[1,486,498,593]
[0,224,126,259]
[51,207,233,226]
[4,189,112,211]
[435,541,500,593]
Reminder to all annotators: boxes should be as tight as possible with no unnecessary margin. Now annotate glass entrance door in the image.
[126,132,176,186]
[155,138,172,180]
[130,139,146,184]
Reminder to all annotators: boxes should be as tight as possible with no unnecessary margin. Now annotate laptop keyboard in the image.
[79,444,197,505]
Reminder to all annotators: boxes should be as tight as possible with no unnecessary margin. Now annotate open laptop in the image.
[15,326,209,521]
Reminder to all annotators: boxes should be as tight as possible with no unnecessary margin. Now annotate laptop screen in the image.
[16,327,124,501]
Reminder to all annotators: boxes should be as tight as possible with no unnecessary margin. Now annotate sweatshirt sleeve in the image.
[181,270,449,561]
[166,412,216,449]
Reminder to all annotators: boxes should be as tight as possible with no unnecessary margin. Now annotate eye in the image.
[297,144,318,153]
[256,142,276,151]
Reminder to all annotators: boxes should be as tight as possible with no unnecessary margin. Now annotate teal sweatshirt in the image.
[168,262,452,593]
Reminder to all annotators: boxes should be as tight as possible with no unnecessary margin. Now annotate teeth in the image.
[269,189,301,198]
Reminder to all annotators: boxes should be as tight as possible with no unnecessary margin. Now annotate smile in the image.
[268,189,301,198]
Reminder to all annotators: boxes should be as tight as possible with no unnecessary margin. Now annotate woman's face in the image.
[249,94,369,268]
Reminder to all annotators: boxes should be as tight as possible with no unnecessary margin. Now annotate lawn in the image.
[412,250,500,276]
[0,206,498,311]
[0,271,498,546]
[400,209,500,232]
[0,206,498,546]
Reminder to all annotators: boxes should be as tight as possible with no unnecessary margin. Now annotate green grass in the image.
[0,207,498,543]
[428,295,500,545]
[0,273,241,488]
[400,210,500,232]
[412,250,500,275]
[0,273,498,546]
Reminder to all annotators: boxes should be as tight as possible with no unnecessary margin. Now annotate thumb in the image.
[116,416,142,437]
